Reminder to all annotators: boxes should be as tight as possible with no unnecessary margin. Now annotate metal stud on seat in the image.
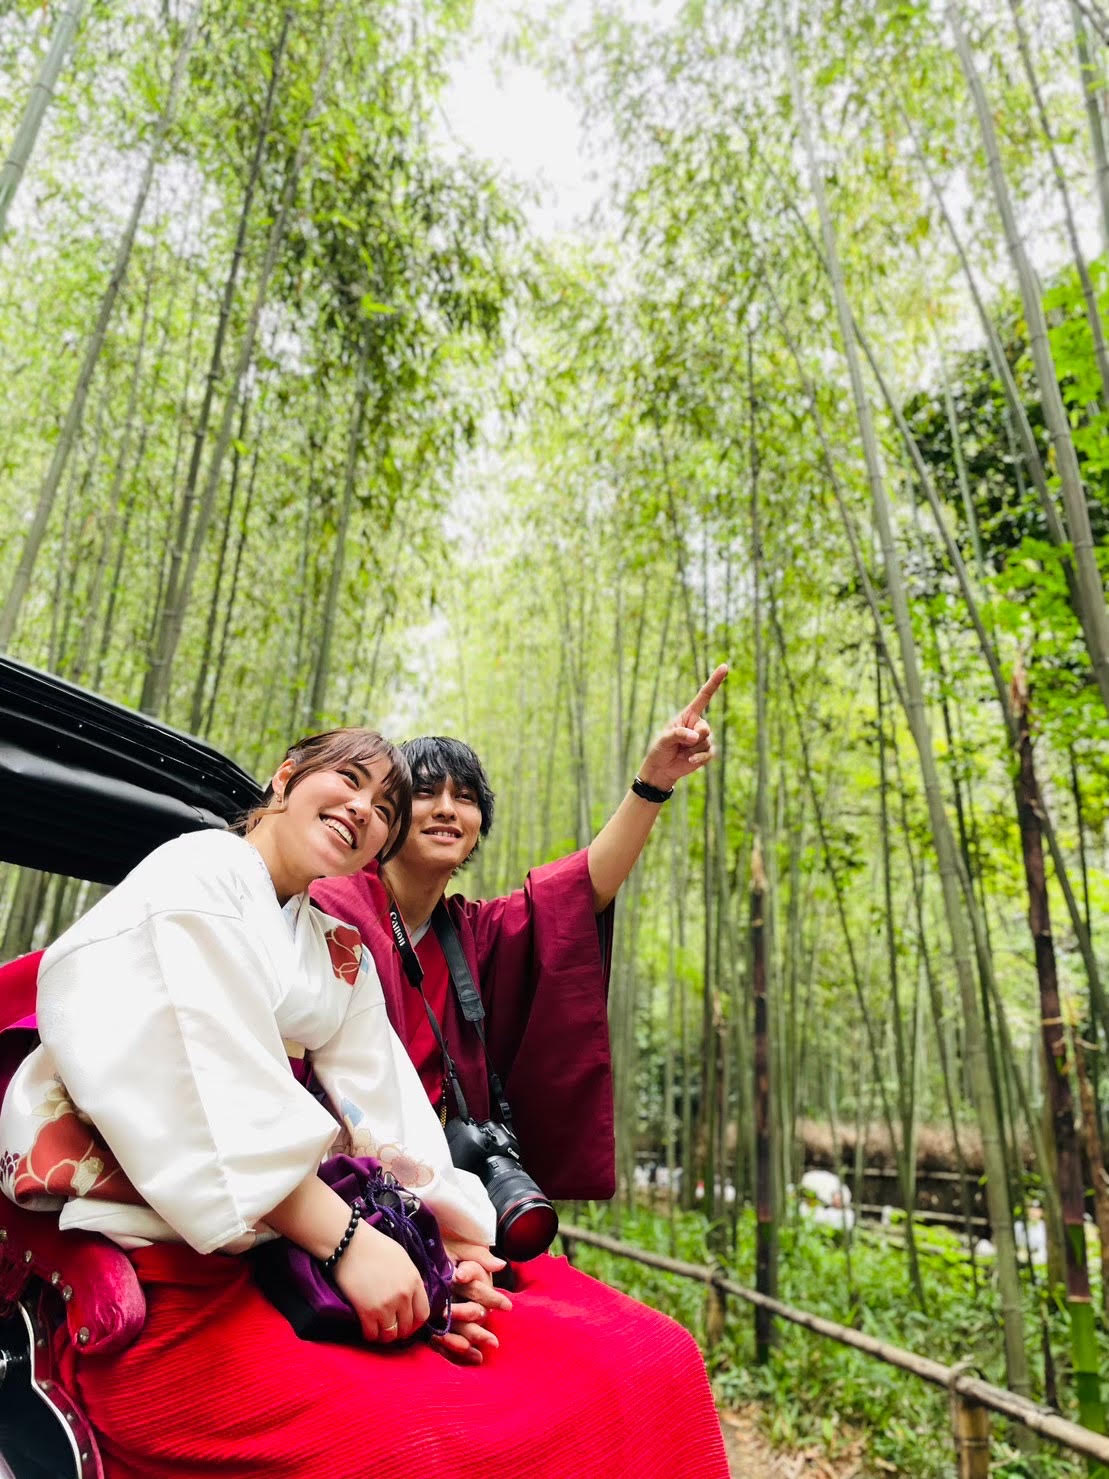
[61,1284,73,1302]
[22,1248,32,1264]
[77,1326,90,1345]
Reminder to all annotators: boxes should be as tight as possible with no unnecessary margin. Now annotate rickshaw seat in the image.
[0,951,146,1355]
[0,949,39,1032]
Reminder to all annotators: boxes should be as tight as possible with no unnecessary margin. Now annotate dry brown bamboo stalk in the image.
[752,839,773,1362]
[1071,1021,1109,1319]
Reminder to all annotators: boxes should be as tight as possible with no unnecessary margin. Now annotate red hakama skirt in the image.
[67,1247,729,1479]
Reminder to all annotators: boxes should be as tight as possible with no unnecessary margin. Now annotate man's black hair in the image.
[400,737,495,848]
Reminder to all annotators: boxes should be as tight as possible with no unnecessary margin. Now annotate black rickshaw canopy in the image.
[0,657,260,885]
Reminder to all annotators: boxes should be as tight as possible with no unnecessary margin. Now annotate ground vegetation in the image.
[2,1,1109,1470]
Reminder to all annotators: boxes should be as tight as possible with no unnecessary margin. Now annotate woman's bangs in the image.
[238,728,411,843]
[290,730,395,783]
[316,732,413,862]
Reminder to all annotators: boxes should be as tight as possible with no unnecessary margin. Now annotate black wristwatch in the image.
[631,774,674,804]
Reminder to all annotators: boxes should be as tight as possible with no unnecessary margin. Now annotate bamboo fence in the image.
[559,1223,1109,1477]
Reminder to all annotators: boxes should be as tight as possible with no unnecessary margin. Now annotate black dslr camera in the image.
[446,1117,558,1262]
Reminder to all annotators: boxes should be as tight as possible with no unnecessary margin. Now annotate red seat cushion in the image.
[0,1198,147,1355]
[0,948,41,1032]
[0,950,146,1354]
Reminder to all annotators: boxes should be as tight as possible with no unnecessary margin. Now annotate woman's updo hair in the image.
[239,728,412,863]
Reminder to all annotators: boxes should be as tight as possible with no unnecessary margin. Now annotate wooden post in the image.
[950,1361,991,1478]
[704,1275,727,1355]
[951,1390,991,1477]
[560,1233,575,1268]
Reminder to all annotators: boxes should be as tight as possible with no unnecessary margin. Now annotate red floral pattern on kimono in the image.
[323,924,362,986]
[13,1079,142,1205]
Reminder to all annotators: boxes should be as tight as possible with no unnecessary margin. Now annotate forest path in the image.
[720,1406,872,1477]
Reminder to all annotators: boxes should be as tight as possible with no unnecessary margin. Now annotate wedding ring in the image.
[385,1319,399,1332]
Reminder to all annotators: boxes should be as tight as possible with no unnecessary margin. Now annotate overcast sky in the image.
[437,8,598,237]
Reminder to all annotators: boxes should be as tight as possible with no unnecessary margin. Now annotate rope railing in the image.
[559,1223,1109,1476]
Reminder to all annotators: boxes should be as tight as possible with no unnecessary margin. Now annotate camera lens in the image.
[498,1195,559,1262]
[445,1117,558,1260]
[482,1157,559,1260]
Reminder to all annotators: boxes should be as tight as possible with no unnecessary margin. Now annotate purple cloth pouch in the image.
[250,1154,453,1345]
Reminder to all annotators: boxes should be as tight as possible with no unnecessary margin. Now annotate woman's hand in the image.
[334,1220,431,1343]
[265,1173,431,1344]
[636,664,728,792]
[431,1239,513,1365]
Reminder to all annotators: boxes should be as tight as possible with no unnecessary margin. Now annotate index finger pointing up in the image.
[681,663,729,724]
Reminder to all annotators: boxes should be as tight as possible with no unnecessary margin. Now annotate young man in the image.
[311,665,727,1207]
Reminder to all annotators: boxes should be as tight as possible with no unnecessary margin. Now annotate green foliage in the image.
[3,0,1109,1460]
[569,1205,1088,1477]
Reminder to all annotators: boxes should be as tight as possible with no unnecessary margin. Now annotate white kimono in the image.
[0,830,495,1254]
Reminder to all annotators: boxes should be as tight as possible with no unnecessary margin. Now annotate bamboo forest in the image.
[3,0,1109,1473]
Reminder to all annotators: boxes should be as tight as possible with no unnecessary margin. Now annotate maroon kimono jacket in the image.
[311,851,616,1200]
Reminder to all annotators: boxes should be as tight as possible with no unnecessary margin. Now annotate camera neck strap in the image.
[387,899,471,1126]
[429,901,515,1135]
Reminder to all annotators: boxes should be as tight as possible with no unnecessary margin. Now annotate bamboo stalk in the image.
[877,653,927,1311]
[1072,1023,1109,1321]
[1012,663,1108,1453]
[1007,0,1109,409]
[70,239,159,685]
[951,1381,991,1479]
[203,422,266,737]
[0,0,86,239]
[0,2,201,653]
[1073,0,1109,51]
[783,11,1030,1394]
[189,393,251,732]
[770,604,899,1160]
[752,839,774,1361]
[308,338,372,727]
[1072,1,1109,255]
[947,3,1109,719]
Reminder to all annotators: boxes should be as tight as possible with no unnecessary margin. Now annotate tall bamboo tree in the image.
[0,2,201,652]
[947,1,1109,719]
[1013,664,1107,1450]
[783,6,1031,1393]
[0,0,86,241]
[141,11,340,716]
[1072,0,1109,253]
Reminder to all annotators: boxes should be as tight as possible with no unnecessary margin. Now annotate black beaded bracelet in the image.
[632,774,674,804]
[322,1202,362,1271]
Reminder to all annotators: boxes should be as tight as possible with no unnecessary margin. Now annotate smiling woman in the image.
[240,728,412,902]
[1,725,493,1256]
[0,724,511,1478]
